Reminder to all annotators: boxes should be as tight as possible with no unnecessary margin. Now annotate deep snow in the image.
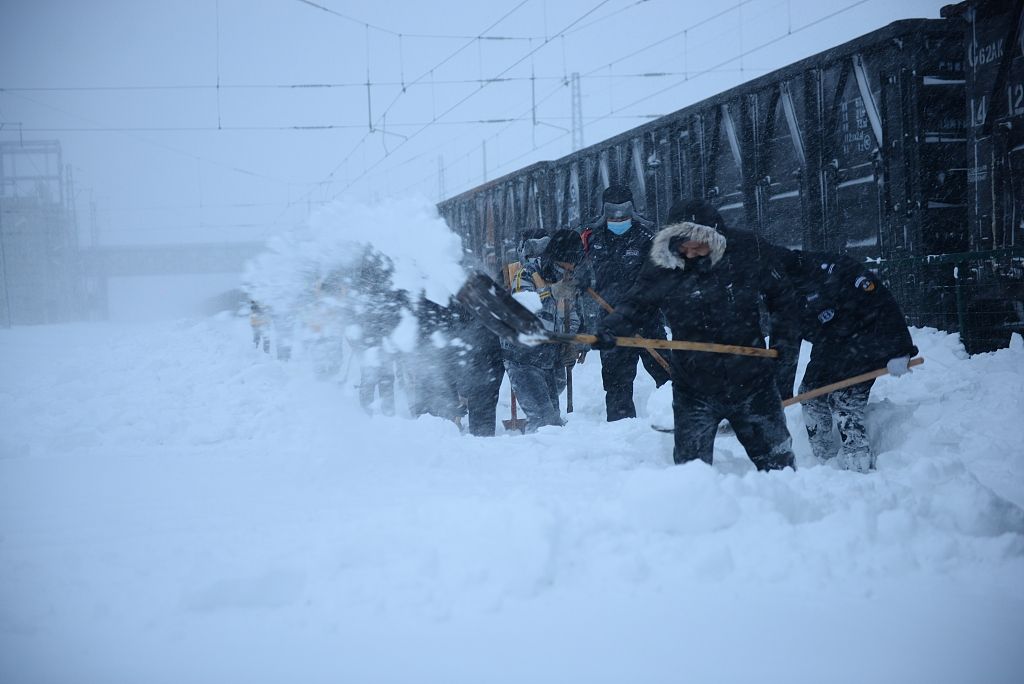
[1,318,1023,684]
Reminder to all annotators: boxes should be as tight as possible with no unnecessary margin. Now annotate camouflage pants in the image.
[800,379,875,472]
[504,361,562,432]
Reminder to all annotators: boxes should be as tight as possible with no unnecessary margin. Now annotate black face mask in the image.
[684,254,713,274]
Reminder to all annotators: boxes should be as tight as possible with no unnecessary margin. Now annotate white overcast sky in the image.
[0,0,949,246]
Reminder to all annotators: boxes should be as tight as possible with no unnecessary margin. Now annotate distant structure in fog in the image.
[0,139,264,326]
[0,140,84,326]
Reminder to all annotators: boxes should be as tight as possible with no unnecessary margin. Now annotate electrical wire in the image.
[581,0,755,79]
[424,0,871,200]
[12,112,673,134]
[0,90,320,187]
[270,0,537,224]
[333,0,615,198]
[292,0,542,40]
[1,69,761,93]
[343,0,760,200]
[588,0,871,122]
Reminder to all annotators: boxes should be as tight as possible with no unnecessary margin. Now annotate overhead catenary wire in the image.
[0,90,319,187]
[270,0,537,224]
[502,1,866,182]
[401,0,874,200]
[183,0,755,205]
[344,0,855,205]
[11,112,690,134]
[560,0,654,37]
[332,0,615,198]
[580,0,755,79]
[292,0,542,40]
[488,0,866,186]
[586,0,871,124]
[1,69,764,93]
[350,0,759,199]
[300,0,665,205]
[357,0,534,144]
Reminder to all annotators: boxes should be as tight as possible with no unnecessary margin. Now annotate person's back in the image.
[770,247,918,473]
[407,296,465,423]
[452,301,504,436]
[775,249,917,390]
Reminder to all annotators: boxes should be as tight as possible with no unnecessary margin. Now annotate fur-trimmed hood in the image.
[649,222,727,270]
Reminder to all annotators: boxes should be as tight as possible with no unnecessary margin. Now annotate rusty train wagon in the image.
[438,8,1023,353]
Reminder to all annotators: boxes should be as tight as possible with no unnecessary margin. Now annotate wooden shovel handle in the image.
[572,333,778,358]
[561,299,574,413]
[586,288,672,373]
[782,357,924,407]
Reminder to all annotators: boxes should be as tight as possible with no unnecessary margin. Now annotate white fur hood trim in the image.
[649,222,727,270]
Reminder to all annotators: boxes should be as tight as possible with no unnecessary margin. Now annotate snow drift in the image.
[1,316,1022,684]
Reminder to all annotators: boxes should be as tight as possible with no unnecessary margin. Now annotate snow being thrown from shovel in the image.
[244,194,465,314]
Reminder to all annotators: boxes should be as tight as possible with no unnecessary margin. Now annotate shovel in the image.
[586,286,672,373]
[650,358,925,433]
[781,357,924,407]
[502,390,528,432]
[457,272,778,359]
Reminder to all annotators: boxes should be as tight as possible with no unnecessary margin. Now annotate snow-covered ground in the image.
[1,317,1022,684]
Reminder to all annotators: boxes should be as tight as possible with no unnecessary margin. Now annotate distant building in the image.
[0,140,85,326]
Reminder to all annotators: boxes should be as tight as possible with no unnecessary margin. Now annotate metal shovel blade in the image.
[456,272,561,346]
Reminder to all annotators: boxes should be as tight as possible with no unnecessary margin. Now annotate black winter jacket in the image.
[582,218,658,308]
[601,222,798,397]
[773,249,918,394]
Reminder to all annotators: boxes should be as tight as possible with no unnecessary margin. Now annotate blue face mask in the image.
[607,218,632,235]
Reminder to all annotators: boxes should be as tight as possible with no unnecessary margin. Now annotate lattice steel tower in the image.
[570,73,584,152]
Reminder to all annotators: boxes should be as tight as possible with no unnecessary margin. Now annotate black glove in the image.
[592,330,618,351]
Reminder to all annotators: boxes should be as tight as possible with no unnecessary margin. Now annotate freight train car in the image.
[438,4,1024,353]
[940,0,1024,351]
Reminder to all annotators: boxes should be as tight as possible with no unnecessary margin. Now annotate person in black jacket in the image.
[407,295,466,424]
[581,184,671,421]
[773,249,918,472]
[452,300,505,436]
[593,199,797,471]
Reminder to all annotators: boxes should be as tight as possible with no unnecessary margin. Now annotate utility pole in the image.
[571,72,584,151]
[0,189,9,328]
[482,141,487,182]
